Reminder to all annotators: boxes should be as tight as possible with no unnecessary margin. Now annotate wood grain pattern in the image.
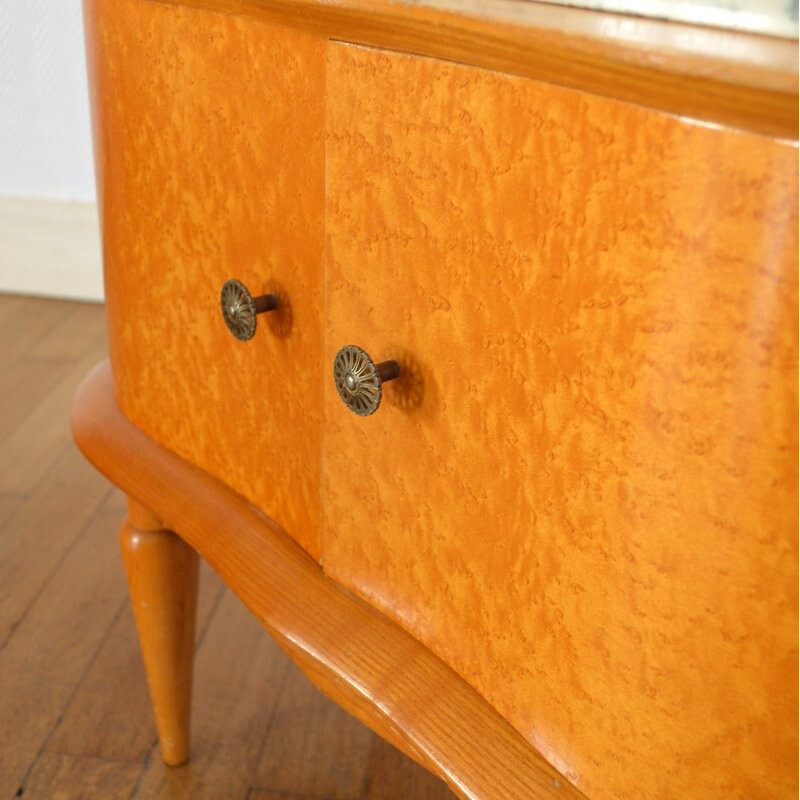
[27,300,108,361]
[82,1,797,795]
[248,793,327,800]
[0,506,128,797]
[0,348,108,494]
[0,295,448,800]
[0,359,74,442]
[323,43,798,800]
[253,662,375,798]
[144,0,798,139]
[286,647,437,773]
[131,588,291,799]
[0,296,71,372]
[0,442,112,650]
[84,0,326,558]
[362,738,456,800]
[0,493,22,529]
[72,361,585,800]
[120,505,199,766]
[19,752,143,800]
[46,561,222,763]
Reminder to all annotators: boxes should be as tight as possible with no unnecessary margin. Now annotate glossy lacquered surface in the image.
[72,362,584,800]
[83,0,798,796]
[148,0,798,139]
[85,0,326,558]
[323,43,798,800]
[120,501,198,767]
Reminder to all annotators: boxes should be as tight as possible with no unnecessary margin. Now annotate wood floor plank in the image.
[0,293,24,325]
[0,295,72,370]
[27,300,107,361]
[0,356,75,441]
[17,752,143,800]
[0,346,107,494]
[253,660,376,799]
[0,296,469,798]
[362,738,457,800]
[101,487,128,514]
[47,561,225,762]
[132,589,292,800]
[0,507,130,797]
[0,492,23,527]
[0,444,114,648]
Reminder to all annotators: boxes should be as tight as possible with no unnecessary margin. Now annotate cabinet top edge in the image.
[141,0,798,139]
[407,0,799,41]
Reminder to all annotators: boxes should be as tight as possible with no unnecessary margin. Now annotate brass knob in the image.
[333,345,400,417]
[220,279,279,341]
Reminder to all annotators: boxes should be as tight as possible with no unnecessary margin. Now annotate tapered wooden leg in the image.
[120,498,198,766]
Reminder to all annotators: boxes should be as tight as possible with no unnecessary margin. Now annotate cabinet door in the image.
[323,43,797,800]
[87,0,325,557]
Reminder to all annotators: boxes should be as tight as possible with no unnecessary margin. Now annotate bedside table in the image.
[73,1,798,798]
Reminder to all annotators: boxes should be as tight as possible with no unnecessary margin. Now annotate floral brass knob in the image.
[333,345,400,417]
[220,279,279,341]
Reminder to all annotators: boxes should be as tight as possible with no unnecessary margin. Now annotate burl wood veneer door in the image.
[85,0,325,557]
[323,44,798,800]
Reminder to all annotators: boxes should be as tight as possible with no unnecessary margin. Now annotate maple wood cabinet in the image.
[75,1,798,798]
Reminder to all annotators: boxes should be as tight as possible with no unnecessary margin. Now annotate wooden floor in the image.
[0,294,456,800]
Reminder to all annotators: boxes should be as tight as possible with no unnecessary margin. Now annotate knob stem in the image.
[376,360,400,383]
[253,293,279,314]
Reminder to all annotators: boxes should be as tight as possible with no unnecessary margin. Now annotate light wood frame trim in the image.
[145,0,798,139]
[71,361,588,800]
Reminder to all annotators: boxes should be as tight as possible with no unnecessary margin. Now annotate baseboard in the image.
[0,196,103,302]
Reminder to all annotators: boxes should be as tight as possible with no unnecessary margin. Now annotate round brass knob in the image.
[333,345,400,417]
[220,279,279,341]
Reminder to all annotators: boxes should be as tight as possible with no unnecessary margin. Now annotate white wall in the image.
[0,1,103,300]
